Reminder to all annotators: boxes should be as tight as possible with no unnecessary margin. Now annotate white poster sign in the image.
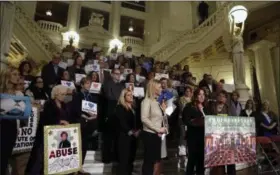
[44,124,82,174]
[13,107,38,154]
[82,100,97,115]
[89,82,102,94]
[61,81,75,89]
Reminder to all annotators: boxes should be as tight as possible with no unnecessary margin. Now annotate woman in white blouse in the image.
[240,99,256,117]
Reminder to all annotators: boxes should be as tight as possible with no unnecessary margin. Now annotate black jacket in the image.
[41,62,64,88]
[182,103,208,141]
[58,140,71,148]
[115,105,141,134]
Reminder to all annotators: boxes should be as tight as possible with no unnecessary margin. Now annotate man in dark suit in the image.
[100,68,125,163]
[59,132,71,148]
[199,74,217,94]
[41,52,64,96]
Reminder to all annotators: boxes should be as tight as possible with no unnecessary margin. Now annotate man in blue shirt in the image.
[158,77,173,104]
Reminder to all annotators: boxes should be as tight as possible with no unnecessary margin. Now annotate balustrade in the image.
[122,36,144,46]
[150,2,232,60]
[14,6,60,59]
[37,20,63,32]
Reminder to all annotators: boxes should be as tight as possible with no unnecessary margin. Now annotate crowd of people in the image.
[0,44,278,175]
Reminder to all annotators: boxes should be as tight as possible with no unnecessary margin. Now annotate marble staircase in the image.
[82,139,182,175]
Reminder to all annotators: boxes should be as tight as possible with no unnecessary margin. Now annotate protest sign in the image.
[13,107,39,154]
[155,73,169,80]
[124,69,133,75]
[89,82,102,94]
[0,94,32,120]
[58,61,68,69]
[82,100,97,115]
[61,81,75,89]
[204,116,256,167]
[24,81,31,90]
[44,124,82,175]
[75,74,86,84]
[67,59,74,67]
[133,87,145,97]
[85,64,94,74]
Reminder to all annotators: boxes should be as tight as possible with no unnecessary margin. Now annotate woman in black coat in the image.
[116,88,141,175]
[182,88,208,175]
[25,85,70,174]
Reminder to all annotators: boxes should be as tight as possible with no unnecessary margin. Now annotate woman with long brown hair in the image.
[182,88,207,175]
[0,67,22,175]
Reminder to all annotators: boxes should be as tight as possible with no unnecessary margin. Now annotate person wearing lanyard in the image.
[70,77,97,175]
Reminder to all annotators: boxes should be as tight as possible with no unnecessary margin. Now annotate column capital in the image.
[248,40,276,52]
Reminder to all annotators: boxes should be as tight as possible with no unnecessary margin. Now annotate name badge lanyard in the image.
[82,92,91,101]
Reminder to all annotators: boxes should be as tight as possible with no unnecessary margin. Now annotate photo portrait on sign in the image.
[0,93,32,120]
[58,131,71,148]
[44,124,82,175]
[13,107,39,154]
[204,116,256,167]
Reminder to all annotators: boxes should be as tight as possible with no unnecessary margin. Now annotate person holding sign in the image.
[182,88,208,175]
[141,79,168,175]
[0,67,24,175]
[208,90,230,175]
[68,55,85,81]
[25,85,70,174]
[115,89,141,175]
[70,77,97,174]
[101,68,125,163]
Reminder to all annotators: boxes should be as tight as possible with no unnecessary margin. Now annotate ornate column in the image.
[109,1,121,38]
[249,40,279,114]
[67,1,81,31]
[0,2,15,69]
[271,46,280,115]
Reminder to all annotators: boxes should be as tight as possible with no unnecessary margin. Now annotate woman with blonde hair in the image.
[141,79,168,175]
[0,67,23,175]
[26,85,70,174]
[256,100,278,136]
[116,88,141,175]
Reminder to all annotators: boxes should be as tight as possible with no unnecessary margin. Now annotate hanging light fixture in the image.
[46,9,52,16]
[229,5,248,23]
[128,20,134,32]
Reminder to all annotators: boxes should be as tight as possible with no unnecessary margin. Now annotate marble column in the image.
[271,46,280,115]
[0,2,15,70]
[67,1,81,31]
[109,1,121,38]
[249,40,279,114]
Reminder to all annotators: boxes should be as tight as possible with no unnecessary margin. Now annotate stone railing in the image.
[122,36,144,47]
[150,2,233,61]
[37,20,63,33]
[14,5,60,59]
